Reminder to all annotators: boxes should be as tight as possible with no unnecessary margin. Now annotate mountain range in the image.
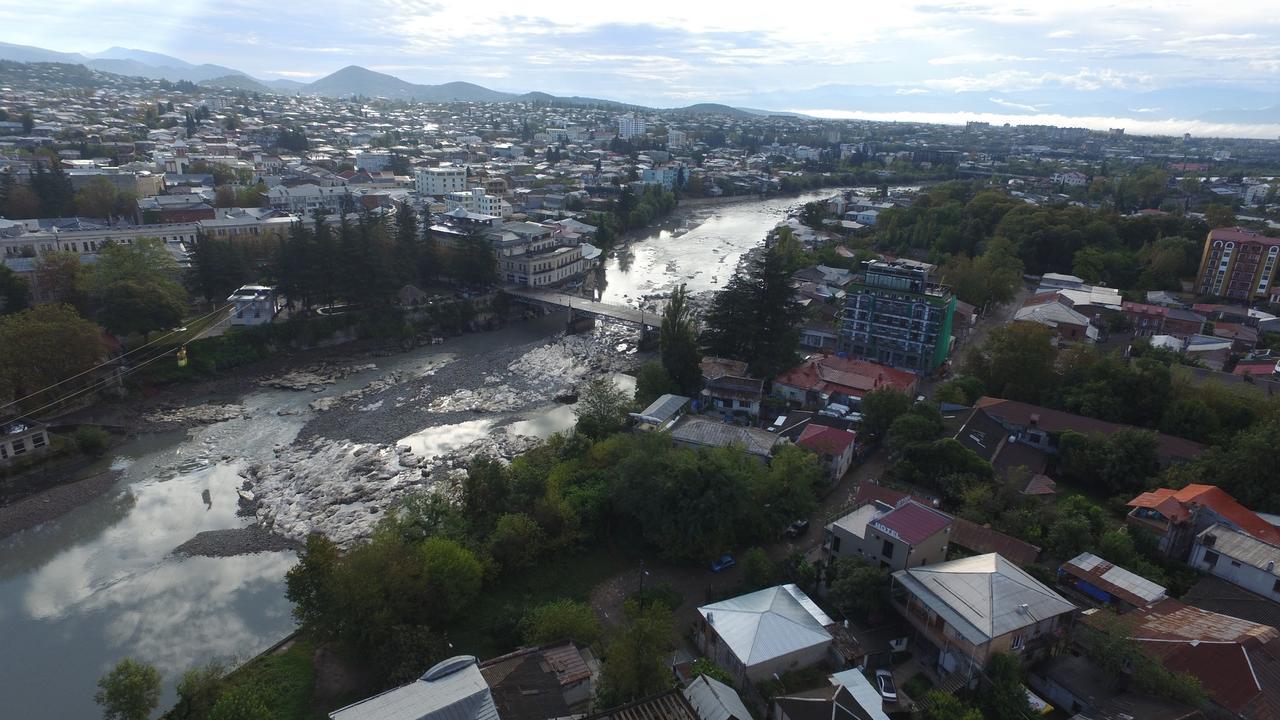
[0,40,1276,128]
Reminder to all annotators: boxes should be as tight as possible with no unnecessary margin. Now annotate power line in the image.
[7,345,184,422]
[0,303,232,416]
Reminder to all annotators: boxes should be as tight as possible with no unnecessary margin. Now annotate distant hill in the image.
[199,74,276,93]
[302,66,515,102]
[668,103,757,118]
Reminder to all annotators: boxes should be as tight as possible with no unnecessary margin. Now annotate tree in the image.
[4,183,40,218]
[285,534,341,631]
[963,323,1056,403]
[521,599,602,646]
[923,692,984,720]
[0,303,106,407]
[1204,203,1236,229]
[575,376,632,439]
[599,601,676,705]
[74,177,120,219]
[659,284,701,396]
[172,661,226,720]
[35,251,89,309]
[886,410,943,455]
[634,361,676,408]
[488,512,546,571]
[827,558,888,619]
[208,686,274,720]
[94,658,161,720]
[702,245,803,377]
[451,227,497,288]
[689,658,734,687]
[934,375,985,406]
[860,387,912,441]
[983,653,1034,720]
[212,185,236,208]
[0,264,30,314]
[741,547,777,590]
[21,110,34,134]
[91,239,188,337]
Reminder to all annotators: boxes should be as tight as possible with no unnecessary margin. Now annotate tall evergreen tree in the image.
[419,207,440,284]
[394,203,420,286]
[702,246,803,377]
[452,227,497,288]
[660,284,702,396]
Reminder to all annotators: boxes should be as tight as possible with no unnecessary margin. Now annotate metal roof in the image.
[827,670,891,720]
[893,554,1076,646]
[637,394,691,425]
[681,675,752,720]
[1062,552,1167,607]
[698,584,833,667]
[1199,523,1280,577]
[670,416,780,458]
[330,656,500,720]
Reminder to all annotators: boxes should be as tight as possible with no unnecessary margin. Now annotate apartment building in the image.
[838,259,956,374]
[617,113,646,140]
[415,166,468,197]
[1195,226,1280,301]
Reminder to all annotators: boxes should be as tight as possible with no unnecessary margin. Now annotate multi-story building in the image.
[1189,524,1280,601]
[641,165,683,190]
[838,259,956,374]
[890,554,1077,686]
[414,166,468,197]
[667,129,688,148]
[617,113,646,140]
[265,183,351,216]
[1126,483,1280,560]
[443,188,511,218]
[825,497,953,571]
[1195,226,1280,301]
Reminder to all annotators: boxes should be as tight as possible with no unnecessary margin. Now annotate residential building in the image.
[1190,524,1280,602]
[1195,226,1280,301]
[838,259,956,374]
[641,165,684,190]
[695,584,834,685]
[890,554,1077,686]
[415,166,468,197]
[227,285,279,327]
[329,655,498,720]
[354,151,392,171]
[681,675,751,720]
[494,220,586,287]
[630,393,690,432]
[772,354,918,408]
[0,418,51,465]
[1122,301,1206,338]
[1051,170,1088,186]
[775,682,888,720]
[669,415,782,462]
[795,424,858,482]
[1081,599,1280,718]
[266,183,351,215]
[1057,552,1168,612]
[667,129,689,148]
[1014,293,1099,342]
[1126,484,1280,560]
[479,643,598,720]
[824,497,953,571]
[699,357,764,418]
[617,114,646,140]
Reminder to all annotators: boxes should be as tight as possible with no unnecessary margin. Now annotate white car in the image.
[874,669,897,704]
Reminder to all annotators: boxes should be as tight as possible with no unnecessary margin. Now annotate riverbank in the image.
[0,469,122,539]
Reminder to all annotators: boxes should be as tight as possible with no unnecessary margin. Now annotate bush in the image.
[629,582,683,612]
[520,599,602,647]
[74,425,110,456]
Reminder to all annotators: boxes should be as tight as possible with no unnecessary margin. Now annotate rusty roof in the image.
[1060,552,1167,608]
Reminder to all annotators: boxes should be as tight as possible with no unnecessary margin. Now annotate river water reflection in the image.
[0,189,848,718]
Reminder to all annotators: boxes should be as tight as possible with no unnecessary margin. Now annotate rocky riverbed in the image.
[172,527,303,557]
[240,321,646,546]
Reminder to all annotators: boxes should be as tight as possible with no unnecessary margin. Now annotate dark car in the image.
[711,554,736,572]
[785,519,810,538]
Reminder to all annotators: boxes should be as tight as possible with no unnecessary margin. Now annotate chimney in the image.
[1029,413,1040,428]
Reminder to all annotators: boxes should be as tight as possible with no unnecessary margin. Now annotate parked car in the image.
[711,554,736,572]
[875,670,897,704]
[785,519,810,538]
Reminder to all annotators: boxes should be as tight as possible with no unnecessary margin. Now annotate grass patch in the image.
[222,635,319,720]
[445,546,626,658]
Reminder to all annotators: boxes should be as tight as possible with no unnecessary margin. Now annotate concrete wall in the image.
[1190,541,1280,599]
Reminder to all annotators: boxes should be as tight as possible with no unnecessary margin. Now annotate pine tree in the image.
[660,284,702,396]
[701,246,802,377]
[394,203,419,287]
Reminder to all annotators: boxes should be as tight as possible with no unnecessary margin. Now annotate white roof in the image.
[330,656,499,720]
[828,504,880,541]
[828,670,891,720]
[892,554,1076,646]
[1064,552,1167,604]
[682,675,752,720]
[1014,301,1091,329]
[698,584,833,667]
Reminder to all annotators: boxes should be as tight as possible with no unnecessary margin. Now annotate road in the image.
[506,287,659,327]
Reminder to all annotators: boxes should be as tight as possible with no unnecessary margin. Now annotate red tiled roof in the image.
[1122,301,1169,317]
[871,500,953,545]
[1127,484,1280,546]
[973,397,1206,463]
[1022,474,1057,496]
[1235,362,1277,377]
[796,424,857,456]
[774,355,918,399]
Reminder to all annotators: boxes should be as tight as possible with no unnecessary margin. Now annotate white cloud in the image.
[1047,29,1076,38]
[930,53,1039,65]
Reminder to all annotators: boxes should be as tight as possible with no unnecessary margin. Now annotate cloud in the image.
[989,97,1043,112]
[929,53,1040,65]
[1047,29,1076,38]
[265,70,322,78]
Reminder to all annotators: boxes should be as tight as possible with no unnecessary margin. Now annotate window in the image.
[0,445,7,459]
[12,438,25,455]
[1204,551,1219,567]
[1231,560,1242,568]
[882,540,894,558]
[31,433,45,448]
[1011,634,1025,650]
[1273,578,1280,595]
[831,536,841,553]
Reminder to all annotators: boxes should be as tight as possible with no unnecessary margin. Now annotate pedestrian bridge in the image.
[504,288,659,329]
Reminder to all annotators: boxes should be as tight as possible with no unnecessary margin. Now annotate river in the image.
[0,187,850,719]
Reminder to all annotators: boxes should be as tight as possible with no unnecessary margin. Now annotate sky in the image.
[1,0,1278,133]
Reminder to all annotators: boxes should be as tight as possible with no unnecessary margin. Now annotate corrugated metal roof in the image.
[893,554,1076,646]
[330,656,500,720]
[1200,523,1280,576]
[1062,552,1167,607]
[698,584,833,667]
[670,416,780,458]
[827,671,891,720]
[681,675,752,720]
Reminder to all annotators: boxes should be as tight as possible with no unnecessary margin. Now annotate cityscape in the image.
[1,3,1280,720]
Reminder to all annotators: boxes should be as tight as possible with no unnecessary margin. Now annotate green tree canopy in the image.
[520,599,602,647]
[659,284,702,396]
[94,658,161,720]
